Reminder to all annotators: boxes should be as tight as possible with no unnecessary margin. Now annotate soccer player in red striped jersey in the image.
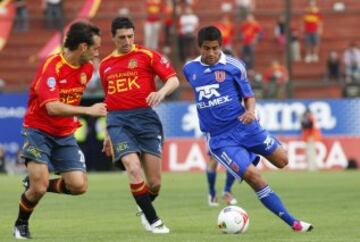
[13,22,107,239]
[100,17,179,234]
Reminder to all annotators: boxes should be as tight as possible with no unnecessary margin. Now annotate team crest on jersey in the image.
[80,72,87,85]
[47,77,56,91]
[128,59,138,69]
[214,71,226,82]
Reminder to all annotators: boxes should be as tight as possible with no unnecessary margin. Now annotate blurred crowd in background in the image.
[0,0,357,99]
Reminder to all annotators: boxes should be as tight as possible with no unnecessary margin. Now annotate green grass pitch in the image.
[0,171,359,242]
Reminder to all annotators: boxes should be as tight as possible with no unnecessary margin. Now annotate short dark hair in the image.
[64,22,100,51]
[111,17,135,36]
[197,26,222,47]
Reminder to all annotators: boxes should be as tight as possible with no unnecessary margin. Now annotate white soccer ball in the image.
[217,206,250,234]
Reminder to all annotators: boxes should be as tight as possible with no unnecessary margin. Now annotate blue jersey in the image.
[183,52,255,135]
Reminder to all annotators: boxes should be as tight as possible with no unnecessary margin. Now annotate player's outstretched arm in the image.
[146,76,179,106]
[46,101,107,117]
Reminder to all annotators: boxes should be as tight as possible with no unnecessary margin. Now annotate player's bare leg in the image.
[206,157,219,206]
[222,171,237,205]
[265,146,288,169]
[14,162,49,239]
[61,171,88,195]
[141,153,162,201]
[123,153,169,233]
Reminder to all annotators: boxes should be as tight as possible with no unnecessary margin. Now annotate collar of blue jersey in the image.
[193,51,226,66]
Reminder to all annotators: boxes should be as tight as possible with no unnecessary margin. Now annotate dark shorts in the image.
[107,108,164,163]
[207,121,280,179]
[21,128,86,173]
[305,32,319,45]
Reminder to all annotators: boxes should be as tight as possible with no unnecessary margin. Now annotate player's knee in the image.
[67,180,88,195]
[126,165,143,181]
[148,182,161,194]
[30,181,48,198]
[276,156,289,169]
[268,148,289,169]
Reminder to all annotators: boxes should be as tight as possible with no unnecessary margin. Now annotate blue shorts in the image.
[21,128,86,174]
[107,108,164,163]
[207,121,280,179]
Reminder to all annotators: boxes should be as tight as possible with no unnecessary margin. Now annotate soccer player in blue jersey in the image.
[183,26,313,232]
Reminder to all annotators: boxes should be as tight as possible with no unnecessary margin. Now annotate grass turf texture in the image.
[0,171,359,242]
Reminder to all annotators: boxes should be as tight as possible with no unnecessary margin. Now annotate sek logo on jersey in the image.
[195,84,232,109]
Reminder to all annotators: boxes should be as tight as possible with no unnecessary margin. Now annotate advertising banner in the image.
[0,93,359,170]
[156,99,360,137]
[0,93,27,157]
[162,137,359,172]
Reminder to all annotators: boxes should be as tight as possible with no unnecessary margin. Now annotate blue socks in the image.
[224,171,235,193]
[256,185,296,226]
[206,170,216,197]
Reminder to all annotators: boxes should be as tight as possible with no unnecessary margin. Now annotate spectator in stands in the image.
[178,6,199,62]
[239,14,263,71]
[215,3,235,53]
[291,25,301,62]
[274,14,286,48]
[179,0,198,7]
[300,108,322,171]
[343,41,360,83]
[274,15,301,62]
[163,0,174,47]
[144,0,162,50]
[247,69,264,99]
[263,60,288,99]
[326,50,341,82]
[235,0,255,21]
[303,0,323,63]
[42,0,64,30]
[14,0,29,32]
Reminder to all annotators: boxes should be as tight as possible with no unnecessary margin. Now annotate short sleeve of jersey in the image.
[233,65,254,98]
[151,51,176,81]
[182,65,190,82]
[36,58,60,107]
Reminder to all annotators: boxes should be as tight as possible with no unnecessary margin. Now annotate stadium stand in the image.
[0,0,359,99]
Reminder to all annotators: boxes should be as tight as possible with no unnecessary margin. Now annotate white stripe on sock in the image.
[256,186,272,199]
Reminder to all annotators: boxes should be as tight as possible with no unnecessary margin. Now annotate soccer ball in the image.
[217,206,250,234]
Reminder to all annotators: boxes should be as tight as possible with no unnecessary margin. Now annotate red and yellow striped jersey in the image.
[24,53,93,136]
[99,44,176,111]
